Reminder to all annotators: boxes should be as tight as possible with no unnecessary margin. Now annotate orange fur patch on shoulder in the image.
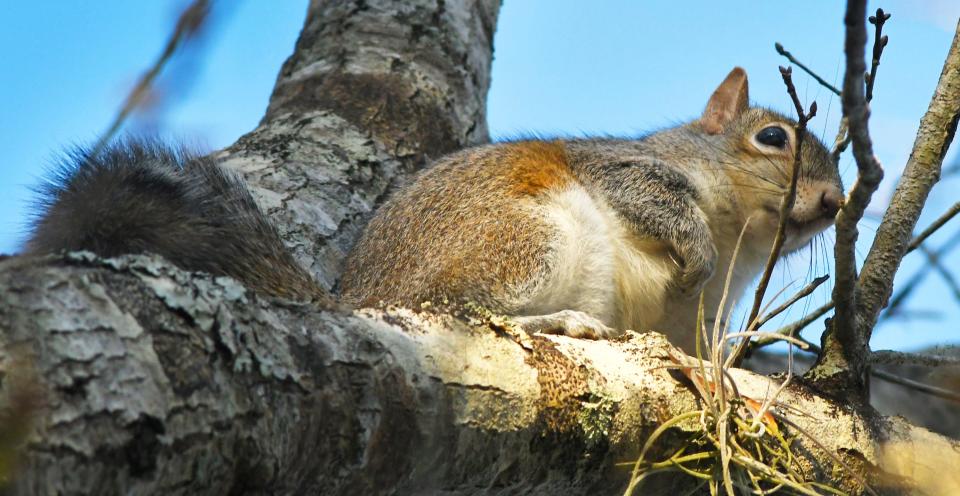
[503,140,573,196]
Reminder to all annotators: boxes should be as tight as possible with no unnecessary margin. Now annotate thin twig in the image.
[92,0,211,155]
[870,350,960,368]
[745,66,816,329]
[732,67,815,367]
[738,279,830,358]
[748,348,960,406]
[865,9,891,102]
[774,43,841,96]
[751,320,822,354]
[885,229,960,317]
[888,203,960,314]
[754,276,829,330]
[783,300,833,339]
[872,368,960,403]
[723,331,810,350]
[920,244,960,303]
[907,201,960,251]
[830,10,890,164]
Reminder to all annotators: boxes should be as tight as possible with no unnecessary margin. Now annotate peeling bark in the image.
[2,1,959,495]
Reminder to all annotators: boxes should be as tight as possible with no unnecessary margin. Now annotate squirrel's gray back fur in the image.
[26,140,329,304]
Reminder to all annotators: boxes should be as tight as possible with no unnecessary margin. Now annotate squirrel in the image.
[339,67,842,350]
[25,67,841,352]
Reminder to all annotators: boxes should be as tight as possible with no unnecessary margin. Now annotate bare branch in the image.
[832,1,886,311]
[750,347,960,407]
[831,119,851,160]
[883,201,960,317]
[755,200,960,347]
[852,23,960,341]
[865,9,891,102]
[93,0,211,154]
[735,274,826,359]
[907,200,960,251]
[768,301,832,345]
[886,229,960,317]
[830,9,890,164]
[812,1,888,389]
[871,350,960,368]
[872,368,960,403]
[743,67,815,326]
[6,253,938,494]
[919,244,960,304]
[756,275,830,330]
[774,43,841,96]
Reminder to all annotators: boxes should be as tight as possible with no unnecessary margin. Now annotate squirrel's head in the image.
[696,67,843,252]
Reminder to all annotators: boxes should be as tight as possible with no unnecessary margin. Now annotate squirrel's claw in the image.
[674,243,717,298]
[512,310,623,340]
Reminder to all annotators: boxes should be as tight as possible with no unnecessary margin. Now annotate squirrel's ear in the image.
[700,67,749,135]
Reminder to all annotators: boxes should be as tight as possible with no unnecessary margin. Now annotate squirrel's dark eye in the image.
[756,126,788,148]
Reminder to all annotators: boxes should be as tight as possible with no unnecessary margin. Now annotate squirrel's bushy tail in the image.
[26,139,330,304]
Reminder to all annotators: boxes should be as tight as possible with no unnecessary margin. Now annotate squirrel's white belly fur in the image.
[519,182,771,350]
[520,184,675,331]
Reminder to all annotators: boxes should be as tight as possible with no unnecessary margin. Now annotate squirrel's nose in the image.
[820,188,843,218]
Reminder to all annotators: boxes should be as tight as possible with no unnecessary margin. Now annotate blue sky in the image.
[1,1,957,351]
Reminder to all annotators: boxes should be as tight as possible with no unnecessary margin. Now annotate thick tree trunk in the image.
[1,1,957,495]
[218,0,498,290]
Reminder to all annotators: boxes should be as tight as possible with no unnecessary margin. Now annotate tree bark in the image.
[853,21,960,337]
[1,1,958,495]
[4,253,958,495]
[217,0,498,290]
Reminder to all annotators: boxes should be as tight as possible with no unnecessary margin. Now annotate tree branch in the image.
[756,275,830,330]
[757,200,960,333]
[864,9,891,103]
[774,42,841,96]
[742,278,829,356]
[872,369,960,403]
[217,0,499,289]
[850,22,960,345]
[906,200,960,251]
[919,244,960,304]
[95,0,212,153]
[4,2,960,494]
[752,67,817,323]
[870,350,960,368]
[885,227,960,318]
[812,2,887,392]
[1,253,956,494]
[830,9,889,180]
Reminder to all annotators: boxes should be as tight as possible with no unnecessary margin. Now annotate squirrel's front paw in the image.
[673,243,717,298]
[512,310,623,340]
